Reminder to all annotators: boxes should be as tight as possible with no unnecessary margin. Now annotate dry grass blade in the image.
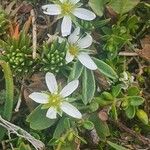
[0,115,45,150]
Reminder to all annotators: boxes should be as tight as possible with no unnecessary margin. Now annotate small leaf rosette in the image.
[40,39,66,73]
[29,72,82,119]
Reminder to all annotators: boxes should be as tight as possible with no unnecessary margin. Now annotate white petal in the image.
[46,107,57,119]
[65,51,75,63]
[29,92,49,104]
[59,0,64,3]
[73,8,96,20]
[77,34,93,48]
[61,16,72,37]
[42,4,61,15]
[45,72,58,93]
[70,0,80,4]
[77,52,97,70]
[68,27,80,44]
[60,80,79,97]
[60,102,82,119]
[123,71,128,80]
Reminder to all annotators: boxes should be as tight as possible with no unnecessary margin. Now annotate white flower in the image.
[42,0,96,36]
[119,71,134,90]
[29,72,82,119]
[65,27,97,70]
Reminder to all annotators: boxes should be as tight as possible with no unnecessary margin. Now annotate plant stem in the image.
[56,130,71,150]
[0,60,14,140]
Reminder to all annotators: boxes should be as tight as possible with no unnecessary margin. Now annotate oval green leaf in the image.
[26,105,56,130]
[93,58,118,80]
[82,67,95,105]
[68,60,83,82]
[128,96,144,106]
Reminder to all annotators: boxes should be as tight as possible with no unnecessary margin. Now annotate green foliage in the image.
[0,90,6,114]
[0,32,33,76]
[135,2,150,37]
[89,113,110,141]
[78,19,95,31]
[26,105,56,130]
[0,0,149,149]
[15,142,32,150]
[136,109,149,125]
[82,67,95,105]
[68,60,83,81]
[102,15,139,54]
[40,39,67,73]
[107,141,127,150]
[125,105,135,119]
[109,0,140,15]
[89,0,108,16]
[95,85,145,121]
[93,58,118,80]
[0,10,8,36]
[53,117,70,138]
[82,120,94,130]
[0,60,14,140]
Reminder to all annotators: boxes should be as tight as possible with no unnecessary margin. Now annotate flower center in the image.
[69,44,79,56]
[42,93,62,109]
[61,2,74,15]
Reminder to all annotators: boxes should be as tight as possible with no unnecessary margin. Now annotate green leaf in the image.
[128,96,144,106]
[16,143,32,150]
[127,15,139,32]
[93,18,110,28]
[26,105,56,130]
[125,105,135,119]
[88,0,107,16]
[89,102,99,112]
[83,120,94,130]
[68,60,83,82]
[93,58,118,80]
[82,67,95,105]
[102,92,114,101]
[112,84,122,97]
[89,113,110,141]
[107,141,128,150]
[127,86,140,96]
[95,97,113,106]
[111,104,118,120]
[136,109,149,125]
[109,0,140,14]
[53,117,70,138]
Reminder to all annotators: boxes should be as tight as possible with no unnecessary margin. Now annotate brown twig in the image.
[31,9,37,59]
[119,51,138,57]
[0,115,45,150]
[111,120,150,146]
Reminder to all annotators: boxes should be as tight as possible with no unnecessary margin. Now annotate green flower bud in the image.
[136,109,149,125]
[40,39,67,73]
[1,32,34,76]
[67,132,74,141]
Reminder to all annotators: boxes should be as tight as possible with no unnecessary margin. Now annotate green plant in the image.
[0,10,8,36]
[0,60,14,140]
[95,85,145,121]
[0,30,34,76]
[40,39,67,73]
[102,15,139,56]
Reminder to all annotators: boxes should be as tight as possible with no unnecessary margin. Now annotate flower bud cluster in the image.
[40,40,66,73]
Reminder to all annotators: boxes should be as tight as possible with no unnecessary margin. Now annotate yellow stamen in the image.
[61,2,74,15]
[42,94,62,109]
[69,44,79,56]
